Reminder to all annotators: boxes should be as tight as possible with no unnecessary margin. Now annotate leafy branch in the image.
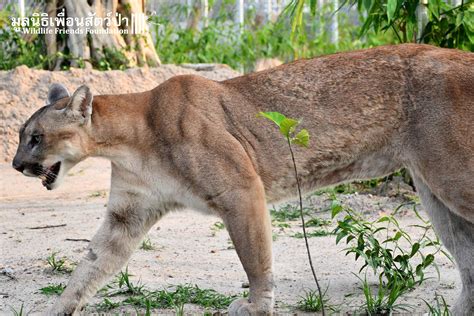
[284,0,474,50]
[258,111,325,315]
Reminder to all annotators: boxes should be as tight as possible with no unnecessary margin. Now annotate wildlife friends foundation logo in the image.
[10,9,159,35]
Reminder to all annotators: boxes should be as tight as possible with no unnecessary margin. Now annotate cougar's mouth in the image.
[38,161,61,190]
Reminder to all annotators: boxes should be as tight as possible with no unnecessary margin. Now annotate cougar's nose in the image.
[12,157,24,173]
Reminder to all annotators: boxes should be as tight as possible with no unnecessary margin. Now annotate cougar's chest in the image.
[111,156,213,214]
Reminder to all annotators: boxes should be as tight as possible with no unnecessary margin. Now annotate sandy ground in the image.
[0,158,460,314]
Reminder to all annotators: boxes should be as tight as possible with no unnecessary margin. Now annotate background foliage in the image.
[152,2,393,71]
[5,0,473,71]
[288,0,473,50]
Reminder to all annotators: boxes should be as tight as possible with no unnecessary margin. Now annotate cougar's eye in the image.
[29,134,42,148]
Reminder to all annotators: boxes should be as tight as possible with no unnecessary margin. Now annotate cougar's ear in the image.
[66,85,93,122]
[47,83,70,104]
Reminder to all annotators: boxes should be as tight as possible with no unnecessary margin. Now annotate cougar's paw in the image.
[46,307,74,316]
[46,301,80,315]
[228,298,273,316]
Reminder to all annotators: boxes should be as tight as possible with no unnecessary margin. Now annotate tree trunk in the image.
[236,0,244,30]
[119,0,161,66]
[47,0,160,70]
[202,0,209,27]
[187,0,202,31]
[255,0,274,26]
[45,0,57,70]
[329,0,339,46]
[416,0,429,42]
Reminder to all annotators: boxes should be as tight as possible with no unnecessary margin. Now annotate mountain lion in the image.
[12,44,474,315]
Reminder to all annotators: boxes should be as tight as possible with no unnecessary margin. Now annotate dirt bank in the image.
[0,64,239,162]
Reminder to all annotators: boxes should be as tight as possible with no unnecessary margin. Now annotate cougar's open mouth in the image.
[39,161,61,190]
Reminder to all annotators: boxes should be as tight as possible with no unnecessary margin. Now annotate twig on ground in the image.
[28,224,66,230]
[65,238,91,242]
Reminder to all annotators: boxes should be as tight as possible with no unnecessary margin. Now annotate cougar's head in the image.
[12,84,94,190]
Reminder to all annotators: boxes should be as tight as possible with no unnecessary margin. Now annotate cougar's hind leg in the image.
[412,174,474,316]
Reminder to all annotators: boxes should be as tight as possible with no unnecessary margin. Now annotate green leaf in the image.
[464,11,474,32]
[387,0,398,23]
[310,0,317,16]
[291,0,305,40]
[336,231,346,244]
[456,12,463,28]
[376,216,390,223]
[410,243,420,257]
[363,0,373,12]
[331,201,343,218]
[392,231,402,241]
[428,0,440,20]
[423,254,435,267]
[292,129,310,147]
[258,112,286,127]
[279,118,299,137]
[465,26,474,44]
[416,263,423,276]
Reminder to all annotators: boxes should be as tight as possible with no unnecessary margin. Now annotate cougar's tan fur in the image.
[13,44,474,315]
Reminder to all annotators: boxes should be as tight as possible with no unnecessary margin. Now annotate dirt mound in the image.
[0,64,239,162]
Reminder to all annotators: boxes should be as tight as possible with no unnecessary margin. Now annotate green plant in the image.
[140,237,154,251]
[94,47,129,71]
[174,301,185,316]
[113,267,145,296]
[283,201,334,240]
[422,1,473,49]
[297,288,335,312]
[9,304,25,316]
[0,5,135,70]
[152,2,393,73]
[143,299,153,316]
[327,183,358,194]
[210,221,226,237]
[271,203,308,221]
[286,0,473,50]
[358,274,412,314]
[258,111,325,315]
[96,266,240,312]
[46,251,73,273]
[214,221,225,229]
[292,229,333,238]
[424,294,451,315]
[275,222,291,228]
[96,298,121,311]
[39,283,66,296]
[97,282,240,312]
[0,8,48,70]
[332,200,445,293]
[305,217,331,228]
[172,284,236,309]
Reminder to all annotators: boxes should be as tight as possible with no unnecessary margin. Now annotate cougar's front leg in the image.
[48,190,161,315]
[218,177,274,315]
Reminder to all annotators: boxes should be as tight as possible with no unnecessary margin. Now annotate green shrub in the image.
[153,3,394,72]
